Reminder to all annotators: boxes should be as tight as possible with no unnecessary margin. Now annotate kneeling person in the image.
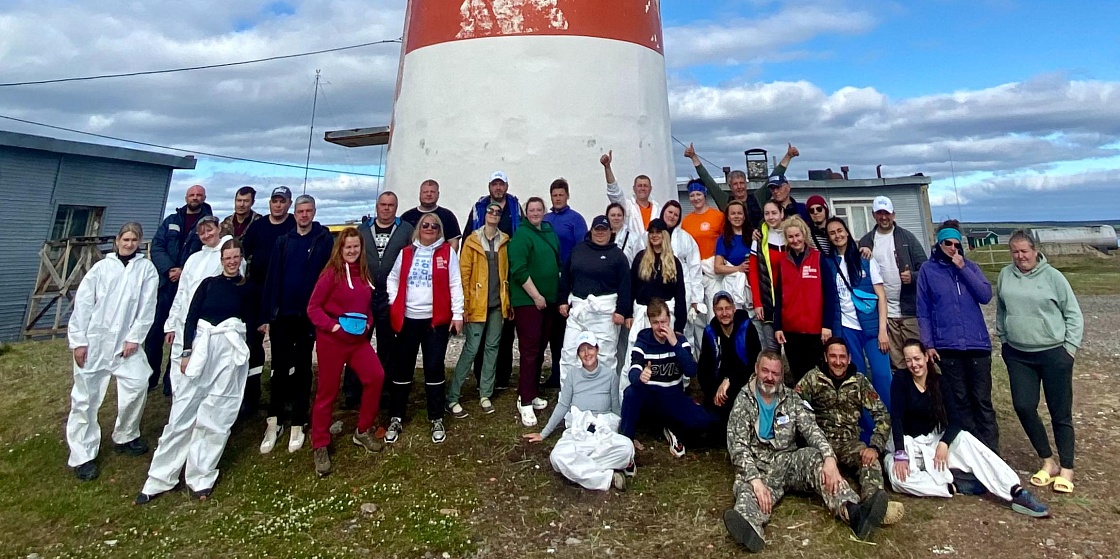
[724,351,888,553]
[524,332,634,491]
[795,338,903,523]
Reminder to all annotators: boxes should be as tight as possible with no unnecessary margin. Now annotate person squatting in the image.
[65,145,1079,548]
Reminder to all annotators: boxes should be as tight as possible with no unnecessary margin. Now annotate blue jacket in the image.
[542,205,588,265]
[468,194,521,236]
[823,253,881,335]
[916,248,993,351]
[150,202,214,286]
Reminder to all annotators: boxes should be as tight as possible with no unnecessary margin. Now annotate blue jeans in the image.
[840,326,892,443]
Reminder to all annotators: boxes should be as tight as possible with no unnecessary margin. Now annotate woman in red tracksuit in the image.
[307,227,386,476]
[772,216,837,387]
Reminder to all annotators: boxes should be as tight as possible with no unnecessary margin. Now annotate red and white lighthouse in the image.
[384,0,675,219]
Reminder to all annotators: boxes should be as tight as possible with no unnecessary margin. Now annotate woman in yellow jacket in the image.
[448,203,512,417]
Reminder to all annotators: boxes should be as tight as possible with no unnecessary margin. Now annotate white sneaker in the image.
[531,397,548,410]
[260,417,283,454]
[288,425,306,453]
[518,401,537,427]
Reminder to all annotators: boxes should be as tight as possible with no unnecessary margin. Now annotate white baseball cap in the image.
[872,196,894,214]
[575,331,599,349]
[489,171,508,184]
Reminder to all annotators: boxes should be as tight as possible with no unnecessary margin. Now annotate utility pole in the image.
[948,147,962,221]
[302,69,321,194]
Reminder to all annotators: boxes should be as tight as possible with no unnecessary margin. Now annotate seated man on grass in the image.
[724,350,888,553]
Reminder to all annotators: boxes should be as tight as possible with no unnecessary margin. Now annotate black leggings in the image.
[1003,344,1075,469]
[389,318,450,422]
[783,332,822,387]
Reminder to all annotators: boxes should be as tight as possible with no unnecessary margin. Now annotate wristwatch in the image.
[180,349,193,358]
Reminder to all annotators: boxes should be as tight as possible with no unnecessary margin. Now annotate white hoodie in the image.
[164,235,240,333]
[387,238,465,321]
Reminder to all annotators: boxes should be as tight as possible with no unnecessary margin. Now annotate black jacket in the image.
[150,202,214,286]
[559,238,632,318]
[260,222,334,322]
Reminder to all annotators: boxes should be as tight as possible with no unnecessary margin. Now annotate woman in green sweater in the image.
[996,230,1083,494]
[510,197,562,427]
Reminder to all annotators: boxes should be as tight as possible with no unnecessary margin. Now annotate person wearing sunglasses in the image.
[916,221,997,455]
[804,195,832,256]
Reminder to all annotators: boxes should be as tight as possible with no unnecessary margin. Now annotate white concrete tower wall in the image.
[385,0,675,223]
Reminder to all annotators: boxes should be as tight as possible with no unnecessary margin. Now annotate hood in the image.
[469,227,508,250]
[519,215,554,233]
[200,234,234,254]
[581,237,616,251]
[413,237,446,251]
[1008,253,1052,279]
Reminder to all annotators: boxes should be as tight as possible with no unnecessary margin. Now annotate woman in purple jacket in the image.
[916,221,997,454]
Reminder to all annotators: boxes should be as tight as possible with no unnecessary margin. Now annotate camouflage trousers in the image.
[832,438,885,500]
[732,448,859,537]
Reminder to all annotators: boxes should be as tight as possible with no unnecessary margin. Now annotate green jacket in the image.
[507,217,561,307]
[727,376,835,482]
[996,255,1083,356]
[794,366,891,453]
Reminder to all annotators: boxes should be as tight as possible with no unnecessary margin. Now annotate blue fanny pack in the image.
[338,312,367,335]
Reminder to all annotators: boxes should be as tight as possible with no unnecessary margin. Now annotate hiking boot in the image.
[531,397,548,410]
[623,459,637,478]
[114,437,149,456]
[74,460,99,481]
[260,417,283,454]
[517,399,537,427]
[847,489,888,540]
[479,398,495,414]
[663,428,685,458]
[385,417,403,444]
[447,402,469,419]
[612,471,627,492]
[882,501,905,525]
[287,425,306,453]
[1010,488,1051,518]
[723,508,765,552]
[352,429,384,453]
[431,419,446,444]
[313,447,332,477]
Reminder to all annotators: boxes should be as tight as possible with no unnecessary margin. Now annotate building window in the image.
[50,205,105,240]
[831,199,875,240]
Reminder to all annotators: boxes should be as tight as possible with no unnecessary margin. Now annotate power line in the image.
[0,38,401,87]
[0,114,384,177]
[671,135,723,170]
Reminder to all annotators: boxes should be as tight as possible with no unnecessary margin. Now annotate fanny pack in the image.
[338,312,368,335]
[837,265,877,315]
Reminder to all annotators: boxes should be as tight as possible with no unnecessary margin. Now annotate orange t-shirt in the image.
[638,203,653,229]
[681,207,725,260]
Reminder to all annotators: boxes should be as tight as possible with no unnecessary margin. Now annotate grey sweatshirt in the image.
[540,363,621,439]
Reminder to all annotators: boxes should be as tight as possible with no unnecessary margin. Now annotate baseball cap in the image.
[872,196,894,213]
[591,215,610,230]
[489,171,508,184]
[712,290,735,307]
[271,186,292,200]
[647,218,668,232]
[767,174,788,188]
[575,331,599,348]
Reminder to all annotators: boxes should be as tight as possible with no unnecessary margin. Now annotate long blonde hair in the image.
[638,230,678,284]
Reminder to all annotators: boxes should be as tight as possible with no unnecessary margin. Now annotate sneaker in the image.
[531,397,548,410]
[847,489,888,540]
[623,459,637,477]
[663,428,685,458]
[882,501,905,525]
[480,398,495,414]
[1010,488,1051,518]
[313,447,332,477]
[517,400,537,427]
[74,460,99,481]
[287,425,305,453]
[352,429,384,453]
[612,471,627,491]
[723,508,765,552]
[447,402,469,419]
[385,417,403,444]
[259,417,283,454]
[114,437,149,456]
[431,419,446,444]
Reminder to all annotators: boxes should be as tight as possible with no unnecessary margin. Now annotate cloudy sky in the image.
[1,0,1118,224]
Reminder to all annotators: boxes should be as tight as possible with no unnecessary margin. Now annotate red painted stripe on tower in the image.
[404,0,664,55]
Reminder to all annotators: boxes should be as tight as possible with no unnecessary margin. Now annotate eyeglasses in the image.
[485,209,502,216]
[420,222,441,230]
[941,240,961,249]
[808,205,826,214]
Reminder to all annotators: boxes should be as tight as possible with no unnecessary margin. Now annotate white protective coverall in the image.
[164,235,237,372]
[143,317,249,494]
[606,181,660,245]
[701,259,750,310]
[549,407,635,491]
[560,294,621,384]
[884,430,1022,501]
[66,253,159,467]
[667,229,705,359]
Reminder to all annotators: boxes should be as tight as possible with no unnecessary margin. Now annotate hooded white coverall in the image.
[884,430,1022,501]
[550,408,634,491]
[559,294,621,385]
[66,253,159,467]
[668,229,705,359]
[605,182,660,245]
[143,317,250,494]
[164,235,238,372]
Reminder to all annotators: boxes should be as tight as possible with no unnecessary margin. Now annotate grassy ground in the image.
[2,259,1118,558]
[972,244,1120,295]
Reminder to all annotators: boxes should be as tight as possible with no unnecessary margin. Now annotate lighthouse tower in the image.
[384,0,675,221]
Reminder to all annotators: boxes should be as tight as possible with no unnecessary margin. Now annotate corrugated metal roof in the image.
[0,129,197,169]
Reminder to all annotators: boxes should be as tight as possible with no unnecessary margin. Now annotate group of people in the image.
[63,144,1083,549]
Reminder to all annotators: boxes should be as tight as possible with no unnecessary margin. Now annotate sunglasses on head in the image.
[421,222,441,230]
[808,205,826,214]
[941,240,961,249]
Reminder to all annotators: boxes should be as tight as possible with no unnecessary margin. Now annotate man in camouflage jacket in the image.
[724,350,888,553]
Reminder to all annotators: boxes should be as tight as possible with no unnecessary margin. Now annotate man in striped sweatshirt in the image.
[620,298,717,458]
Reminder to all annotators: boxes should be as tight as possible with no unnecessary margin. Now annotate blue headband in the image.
[687,180,706,193]
[937,228,963,244]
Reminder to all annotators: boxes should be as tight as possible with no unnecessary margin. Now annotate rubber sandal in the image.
[1029,470,1054,487]
[1052,476,1074,494]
